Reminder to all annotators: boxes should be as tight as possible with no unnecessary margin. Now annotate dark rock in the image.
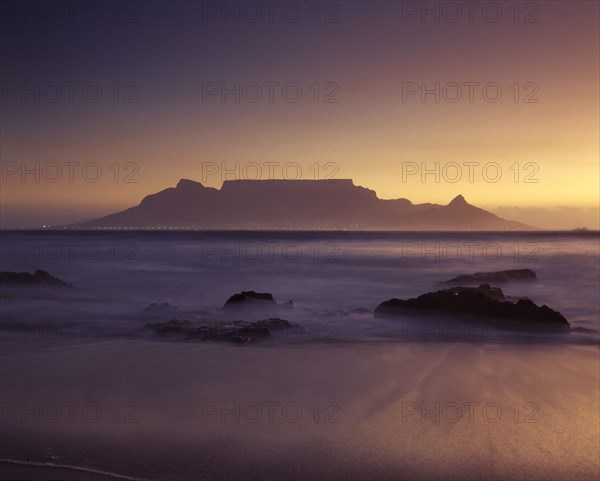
[374,285,570,332]
[149,319,193,334]
[0,270,72,288]
[252,318,293,329]
[223,291,293,310]
[226,291,275,305]
[146,317,299,343]
[443,284,506,300]
[436,269,537,287]
[190,322,271,343]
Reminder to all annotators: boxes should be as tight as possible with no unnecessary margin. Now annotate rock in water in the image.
[146,318,299,343]
[435,269,537,287]
[223,291,293,310]
[143,302,178,317]
[189,323,271,343]
[0,270,72,288]
[374,284,570,332]
[150,319,193,334]
[442,284,506,300]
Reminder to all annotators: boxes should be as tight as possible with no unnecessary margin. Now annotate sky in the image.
[1,0,598,229]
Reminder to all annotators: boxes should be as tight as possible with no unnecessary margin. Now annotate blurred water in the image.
[1,231,599,481]
[0,231,598,341]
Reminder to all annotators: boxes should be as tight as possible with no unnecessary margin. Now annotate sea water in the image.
[0,231,598,480]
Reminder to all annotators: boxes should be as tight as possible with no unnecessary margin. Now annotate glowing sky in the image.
[1,1,598,228]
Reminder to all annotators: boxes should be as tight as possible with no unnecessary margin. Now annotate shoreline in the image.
[2,340,598,481]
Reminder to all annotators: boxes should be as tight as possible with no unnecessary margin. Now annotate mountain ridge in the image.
[64,179,533,230]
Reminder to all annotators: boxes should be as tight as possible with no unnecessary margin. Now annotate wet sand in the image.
[1,337,598,481]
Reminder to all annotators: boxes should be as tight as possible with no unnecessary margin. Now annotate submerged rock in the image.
[0,270,72,288]
[143,302,178,316]
[189,322,271,343]
[150,319,193,334]
[436,269,537,287]
[223,291,293,310]
[374,284,570,332]
[323,307,372,317]
[146,317,298,343]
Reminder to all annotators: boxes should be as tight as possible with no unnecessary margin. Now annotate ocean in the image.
[0,230,599,480]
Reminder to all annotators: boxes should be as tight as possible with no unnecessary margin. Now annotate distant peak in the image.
[448,194,468,206]
[176,178,204,189]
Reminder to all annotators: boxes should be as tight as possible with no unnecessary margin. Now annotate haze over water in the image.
[1,231,599,335]
[1,231,598,480]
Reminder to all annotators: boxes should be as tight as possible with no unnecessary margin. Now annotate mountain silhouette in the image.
[66,179,531,230]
